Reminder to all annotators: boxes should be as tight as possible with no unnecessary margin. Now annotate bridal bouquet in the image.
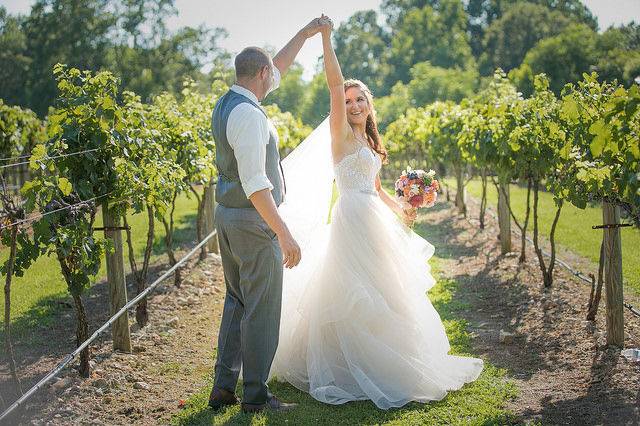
[394,167,439,211]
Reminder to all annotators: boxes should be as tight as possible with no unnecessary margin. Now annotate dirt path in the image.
[3,196,639,425]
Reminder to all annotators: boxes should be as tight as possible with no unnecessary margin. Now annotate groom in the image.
[208,17,328,413]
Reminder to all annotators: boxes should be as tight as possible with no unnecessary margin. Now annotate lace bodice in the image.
[333,144,382,195]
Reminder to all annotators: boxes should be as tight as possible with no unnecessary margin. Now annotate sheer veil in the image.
[271,117,333,380]
[278,117,334,251]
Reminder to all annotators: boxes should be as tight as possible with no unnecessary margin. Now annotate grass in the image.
[446,178,640,295]
[0,191,200,336]
[171,230,518,425]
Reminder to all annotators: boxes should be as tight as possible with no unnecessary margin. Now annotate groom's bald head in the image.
[235,47,271,79]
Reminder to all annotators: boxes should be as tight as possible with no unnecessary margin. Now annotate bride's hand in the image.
[317,14,333,36]
[401,208,417,226]
[301,15,332,38]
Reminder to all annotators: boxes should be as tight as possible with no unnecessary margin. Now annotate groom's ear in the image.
[259,65,270,79]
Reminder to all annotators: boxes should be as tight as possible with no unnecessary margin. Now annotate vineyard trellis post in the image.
[2,224,23,398]
[203,182,219,255]
[454,165,466,216]
[101,201,132,352]
[602,201,624,346]
[497,176,512,253]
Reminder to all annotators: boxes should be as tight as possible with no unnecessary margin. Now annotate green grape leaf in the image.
[58,177,73,196]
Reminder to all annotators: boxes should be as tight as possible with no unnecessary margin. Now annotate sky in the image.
[2,0,639,79]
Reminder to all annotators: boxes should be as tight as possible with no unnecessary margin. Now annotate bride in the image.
[271,15,484,409]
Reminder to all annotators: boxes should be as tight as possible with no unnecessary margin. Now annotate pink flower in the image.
[409,194,424,208]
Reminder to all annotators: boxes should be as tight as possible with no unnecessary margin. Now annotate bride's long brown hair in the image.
[344,79,388,164]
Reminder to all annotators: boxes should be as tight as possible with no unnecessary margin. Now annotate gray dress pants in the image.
[212,204,283,404]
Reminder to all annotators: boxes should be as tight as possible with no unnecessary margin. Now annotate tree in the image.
[0,7,30,107]
[421,101,472,215]
[0,101,45,193]
[360,63,478,134]
[554,74,640,344]
[0,104,45,398]
[332,10,391,96]
[22,0,117,115]
[383,0,597,57]
[510,75,564,273]
[594,23,640,87]
[407,61,479,106]
[470,70,523,252]
[109,24,229,103]
[479,2,572,75]
[113,0,177,49]
[21,65,130,377]
[509,23,598,96]
[1,1,229,116]
[386,0,474,85]
[300,71,330,127]
[0,101,44,163]
[263,104,312,157]
[381,0,437,26]
[376,82,412,132]
[262,63,308,118]
[118,91,185,326]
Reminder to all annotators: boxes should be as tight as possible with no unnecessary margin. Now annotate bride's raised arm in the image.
[319,16,351,155]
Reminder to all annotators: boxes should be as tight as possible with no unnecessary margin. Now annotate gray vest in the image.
[212,90,285,209]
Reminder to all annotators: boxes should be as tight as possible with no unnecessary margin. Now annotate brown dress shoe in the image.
[241,396,297,413]
[208,386,239,411]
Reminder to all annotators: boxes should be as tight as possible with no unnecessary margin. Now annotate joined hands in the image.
[301,14,333,38]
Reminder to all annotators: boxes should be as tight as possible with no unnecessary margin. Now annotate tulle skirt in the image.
[270,190,484,409]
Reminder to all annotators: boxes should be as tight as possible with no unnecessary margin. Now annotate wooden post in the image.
[101,202,132,352]
[204,182,219,255]
[454,165,466,216]
[602,202,624,347]
[497,176,512,254]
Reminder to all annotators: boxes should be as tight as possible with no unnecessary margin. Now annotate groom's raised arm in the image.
[273,17,324,75]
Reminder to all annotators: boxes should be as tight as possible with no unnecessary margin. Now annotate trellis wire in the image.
[0,228,218,422]
[0,147,104,170]
[0,191,116,232]
[0,153,32,163]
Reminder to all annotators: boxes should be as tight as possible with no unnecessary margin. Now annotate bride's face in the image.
[345,87,370,126]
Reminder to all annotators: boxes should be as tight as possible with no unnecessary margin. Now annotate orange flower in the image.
[424,191,436,204]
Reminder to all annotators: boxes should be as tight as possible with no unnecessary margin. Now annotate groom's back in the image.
[212,90,284,209]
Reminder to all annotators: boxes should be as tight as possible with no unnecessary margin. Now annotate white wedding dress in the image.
[270,119,484,409]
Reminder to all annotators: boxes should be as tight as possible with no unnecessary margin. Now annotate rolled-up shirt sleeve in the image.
[226,104,273,198]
